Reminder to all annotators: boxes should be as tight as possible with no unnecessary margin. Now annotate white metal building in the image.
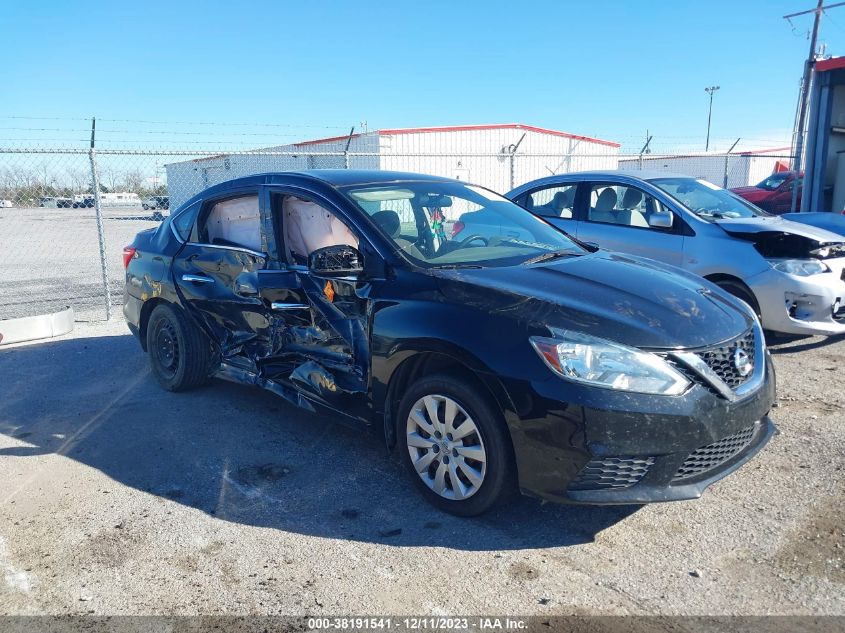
[617,147,792,189]
[165,124,620,209]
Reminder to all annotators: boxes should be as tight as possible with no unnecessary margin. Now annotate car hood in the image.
[730,186,769,200]
[782,212,845,239]
[714,216,845,258]
[433,251,752,350]
[715,216,845,243]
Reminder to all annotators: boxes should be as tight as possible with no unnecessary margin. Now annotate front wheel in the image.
[715,280,762,321]
[398,374,514,516]
[146,304,212,391]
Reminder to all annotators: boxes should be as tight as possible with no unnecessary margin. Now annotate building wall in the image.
[618,154,784,188]
[378,127,618,193]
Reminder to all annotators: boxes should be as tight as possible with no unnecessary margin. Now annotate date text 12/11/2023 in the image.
[306,617,528,630]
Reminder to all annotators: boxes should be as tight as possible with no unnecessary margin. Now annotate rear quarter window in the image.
[171,202,199,241]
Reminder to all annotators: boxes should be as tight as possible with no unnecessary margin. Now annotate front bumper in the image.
[504,350,777,505]
[748,259,845,336]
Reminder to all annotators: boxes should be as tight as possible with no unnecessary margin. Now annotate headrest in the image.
[371,210,401,237]
[551,189,574,210]
[595,188,617,211]
[622,188,643,209]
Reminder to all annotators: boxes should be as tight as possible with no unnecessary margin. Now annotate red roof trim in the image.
[816,56,845,72]
[292,133,363,147]
[378,124,620,148]
[737,146,793,155]
[291,123,620,148]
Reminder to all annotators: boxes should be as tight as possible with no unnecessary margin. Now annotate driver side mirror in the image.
[648,211,674,229]
[308,244,364,278]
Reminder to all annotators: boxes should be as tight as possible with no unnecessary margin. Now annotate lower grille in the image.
[672,425,756,482]
[568,456,655,491]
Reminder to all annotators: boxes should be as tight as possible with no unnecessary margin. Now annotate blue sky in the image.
[2,0,842,151]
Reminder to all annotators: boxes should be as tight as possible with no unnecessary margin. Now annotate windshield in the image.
[649,177,769,220]
[755,173,790,191]
[341,181,584,268]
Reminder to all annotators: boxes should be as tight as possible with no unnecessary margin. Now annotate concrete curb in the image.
[0,306,74,346]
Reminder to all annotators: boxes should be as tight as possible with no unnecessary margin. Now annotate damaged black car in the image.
[124,171,776,516]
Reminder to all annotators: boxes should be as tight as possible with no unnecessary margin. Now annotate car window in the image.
[587,184,660,229]
[341,181,584,269]
[277,194,359,265]
[199,194,262,251]
[650,177,768,219]
[526,185,577,220]
[172,202,199,240]
[756,173,790,191]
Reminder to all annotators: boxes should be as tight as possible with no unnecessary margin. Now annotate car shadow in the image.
[767,332,845,355]
[0,334,639,551]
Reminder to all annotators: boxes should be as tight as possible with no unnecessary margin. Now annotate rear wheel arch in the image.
[138,297,169,352]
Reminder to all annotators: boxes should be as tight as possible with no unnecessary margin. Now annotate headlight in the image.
[768,258,830,276]
[529,329,690,396]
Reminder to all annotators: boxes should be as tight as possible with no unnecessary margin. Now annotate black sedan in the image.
[123,170,776,516]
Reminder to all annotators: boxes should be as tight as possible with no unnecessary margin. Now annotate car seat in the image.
[619,189,650,228]
[371,210,424,260]
[590,188,618,224]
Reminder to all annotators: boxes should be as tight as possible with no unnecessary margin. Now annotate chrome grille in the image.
[672,425,756,482]
[696,328,756,390]
[568,456,655,491]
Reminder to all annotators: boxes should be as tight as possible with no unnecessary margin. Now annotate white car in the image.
[508,171,845,337]
[0,199,13,208]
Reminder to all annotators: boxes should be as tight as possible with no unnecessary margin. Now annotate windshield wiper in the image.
[522,249,579,266]
[429,263,484,270]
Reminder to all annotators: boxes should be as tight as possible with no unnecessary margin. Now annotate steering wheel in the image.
[458,234,488,247]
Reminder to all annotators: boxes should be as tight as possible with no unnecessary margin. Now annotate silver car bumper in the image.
[748,257,845,336]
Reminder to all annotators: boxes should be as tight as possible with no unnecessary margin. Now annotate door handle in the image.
[271,302,311,311]
[182,274,215,284]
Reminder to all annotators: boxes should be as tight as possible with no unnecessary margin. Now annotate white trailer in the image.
[165,124,620,210]
[618,147,792,189]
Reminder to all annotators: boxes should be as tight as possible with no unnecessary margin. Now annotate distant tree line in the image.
[0,165,167,204]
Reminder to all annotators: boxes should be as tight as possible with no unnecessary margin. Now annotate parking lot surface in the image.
[0,321,843,616]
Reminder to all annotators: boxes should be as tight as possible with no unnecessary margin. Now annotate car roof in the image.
[505,169,698,196]
[170,170,464,216]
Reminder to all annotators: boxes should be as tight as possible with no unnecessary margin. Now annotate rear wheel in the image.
[398,374,514,516]
[146,304,212,391]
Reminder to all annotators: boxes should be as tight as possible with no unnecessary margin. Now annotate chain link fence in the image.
[0,144,794,322]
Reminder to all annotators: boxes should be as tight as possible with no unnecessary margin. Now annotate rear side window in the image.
[525,185,578,219]
[200,195,261,251]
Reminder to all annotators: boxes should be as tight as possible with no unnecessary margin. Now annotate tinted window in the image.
[172,202,198,240]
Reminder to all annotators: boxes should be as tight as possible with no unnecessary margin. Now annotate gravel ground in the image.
[0,207,160,321]
[0,321,842,616]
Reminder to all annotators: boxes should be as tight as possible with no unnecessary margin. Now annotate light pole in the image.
[705,85,720,151]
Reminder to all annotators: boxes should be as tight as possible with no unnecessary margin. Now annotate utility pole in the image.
[784,0,845,210]
[704,86,720,152]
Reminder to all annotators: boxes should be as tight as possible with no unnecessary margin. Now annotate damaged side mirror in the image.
[308,244,364,278]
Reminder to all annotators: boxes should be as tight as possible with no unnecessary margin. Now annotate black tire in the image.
[142,204,149,210]
[397,374,514,517]
[146,303,212,392]
[715,280,762,321]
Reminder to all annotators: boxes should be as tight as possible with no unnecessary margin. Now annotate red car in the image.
[730,171,802,214]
